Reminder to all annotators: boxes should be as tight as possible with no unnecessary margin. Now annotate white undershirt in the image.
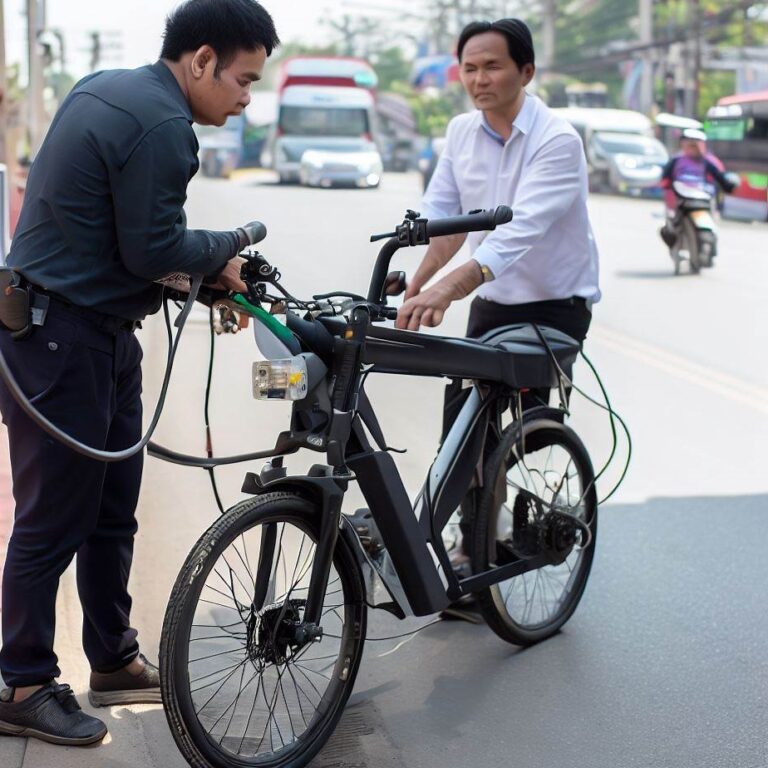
[421,93,601,306]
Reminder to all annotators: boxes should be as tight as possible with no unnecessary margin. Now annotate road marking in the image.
[589,324,768,416]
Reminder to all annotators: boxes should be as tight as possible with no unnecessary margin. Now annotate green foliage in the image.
[699,70,736,115]
[389,81,465,137]
[552,0,637,71]
[371,47,411,93]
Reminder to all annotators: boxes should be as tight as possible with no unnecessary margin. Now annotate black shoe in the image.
[660,225,677,248]
[89,653,161,707]
[0,682,107,746]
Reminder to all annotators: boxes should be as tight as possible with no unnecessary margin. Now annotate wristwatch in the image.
[479,264,495,283]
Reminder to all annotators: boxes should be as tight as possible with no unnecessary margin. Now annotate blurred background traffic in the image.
[0,0,767,247]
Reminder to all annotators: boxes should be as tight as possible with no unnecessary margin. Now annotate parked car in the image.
[552,107,658,192]
[298,139,383,188]
[593,132,669,195]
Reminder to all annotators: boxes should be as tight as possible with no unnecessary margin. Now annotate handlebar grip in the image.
[494,205,513,226]
[238,221,268,246]
[425,206,513,239]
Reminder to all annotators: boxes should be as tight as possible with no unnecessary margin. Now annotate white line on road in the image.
[589,324,768,416]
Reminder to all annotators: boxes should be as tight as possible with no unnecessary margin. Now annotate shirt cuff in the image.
[472,244,508,284]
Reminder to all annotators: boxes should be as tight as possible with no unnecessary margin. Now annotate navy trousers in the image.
[0,302,143,687]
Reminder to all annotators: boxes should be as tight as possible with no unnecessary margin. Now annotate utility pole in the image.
[541,0,557,74]
[639,0,654,114]
[683,0,702,117]
[0,0,8,165]
[692,0,701,118]
[26,0,46,155]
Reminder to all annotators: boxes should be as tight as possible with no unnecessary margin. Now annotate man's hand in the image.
[208,256,247,293]
[396,260,483,331]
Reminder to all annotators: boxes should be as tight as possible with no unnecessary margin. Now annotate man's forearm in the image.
[410,233,466,291]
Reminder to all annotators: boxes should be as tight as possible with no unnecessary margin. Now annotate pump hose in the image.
[0,275,203,462]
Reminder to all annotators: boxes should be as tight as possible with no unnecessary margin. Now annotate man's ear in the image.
[522,63,535,87]
[190,45,217,80]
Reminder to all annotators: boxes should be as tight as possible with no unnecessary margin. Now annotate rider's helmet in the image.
[680,127,707,158]
[680,127,707,142]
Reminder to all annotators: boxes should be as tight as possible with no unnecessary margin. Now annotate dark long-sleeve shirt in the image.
[8,61,239,320]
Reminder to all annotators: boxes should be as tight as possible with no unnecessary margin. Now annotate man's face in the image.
[189,46,267,126]
[681,138,705,159]
[459,31,534,113]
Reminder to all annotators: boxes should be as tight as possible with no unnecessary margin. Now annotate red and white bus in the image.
[705,90,768,222]
[276,56,378,94]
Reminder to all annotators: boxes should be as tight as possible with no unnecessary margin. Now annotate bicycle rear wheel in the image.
[470,419,597,646]
[161,492,367,768]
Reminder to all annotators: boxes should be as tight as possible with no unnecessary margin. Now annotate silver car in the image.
[299,139,383,189]
[589,132,669,195]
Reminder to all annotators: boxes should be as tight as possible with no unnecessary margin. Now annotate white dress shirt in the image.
[421,93,601,306]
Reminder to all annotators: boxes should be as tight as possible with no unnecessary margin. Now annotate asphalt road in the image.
[2,170,767,768]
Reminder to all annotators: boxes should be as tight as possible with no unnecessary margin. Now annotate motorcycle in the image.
[660,173,740,275]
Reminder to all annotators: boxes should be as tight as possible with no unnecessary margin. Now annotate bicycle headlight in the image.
[253,357,308,401]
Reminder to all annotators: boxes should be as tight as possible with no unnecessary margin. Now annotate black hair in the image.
[161,0,280,72]
[457,18,535,70]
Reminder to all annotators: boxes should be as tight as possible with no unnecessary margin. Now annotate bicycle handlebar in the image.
[367,206,513,303]
[425,205,513,238]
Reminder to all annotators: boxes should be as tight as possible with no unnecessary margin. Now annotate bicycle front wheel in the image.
[161,492,367,768]
[470,419,598,646]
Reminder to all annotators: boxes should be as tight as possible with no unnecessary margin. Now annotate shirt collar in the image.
[479,92,535,145]
[150,60,193,122]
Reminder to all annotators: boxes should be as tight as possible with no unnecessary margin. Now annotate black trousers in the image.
[442,295,592,440]
[0,302,143,687]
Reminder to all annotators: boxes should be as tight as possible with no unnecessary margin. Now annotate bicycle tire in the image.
[161,492,367,768]
[470,419,598,646]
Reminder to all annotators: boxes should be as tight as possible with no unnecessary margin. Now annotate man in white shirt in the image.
[397,18,599,348]
[396,19,600,595]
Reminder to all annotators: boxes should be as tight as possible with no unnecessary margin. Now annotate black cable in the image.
[575,350,633,505]
[205,306,225,515]
[0,275,204,462]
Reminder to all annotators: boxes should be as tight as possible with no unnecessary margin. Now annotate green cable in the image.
[230,294,298,348]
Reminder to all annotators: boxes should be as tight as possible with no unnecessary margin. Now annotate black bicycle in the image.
[150,207,598,768]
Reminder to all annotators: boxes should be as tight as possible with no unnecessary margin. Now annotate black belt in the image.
[28,285,141,334]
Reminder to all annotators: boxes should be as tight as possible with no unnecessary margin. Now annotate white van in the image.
[265,86,380,184]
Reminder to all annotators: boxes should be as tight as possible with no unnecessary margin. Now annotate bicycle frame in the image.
[237,317,571,623]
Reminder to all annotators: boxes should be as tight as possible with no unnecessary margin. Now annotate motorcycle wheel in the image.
[681,218,701,274]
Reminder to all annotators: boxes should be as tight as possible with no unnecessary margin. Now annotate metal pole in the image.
[639,0,654,114]
[692,0,701,118]
[0,0,8,165]
[541,0,556,73]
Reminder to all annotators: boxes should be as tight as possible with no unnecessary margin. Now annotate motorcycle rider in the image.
[659,128,737,248]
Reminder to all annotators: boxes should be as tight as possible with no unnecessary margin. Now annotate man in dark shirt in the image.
[0,0,279,747]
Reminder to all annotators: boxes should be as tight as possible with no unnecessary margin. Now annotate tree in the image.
[371,47,411,92]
